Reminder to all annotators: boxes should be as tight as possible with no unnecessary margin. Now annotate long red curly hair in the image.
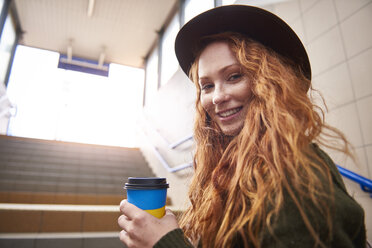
[178,32,353,248]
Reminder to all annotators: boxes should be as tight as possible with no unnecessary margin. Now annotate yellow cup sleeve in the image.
[144,206,165,218]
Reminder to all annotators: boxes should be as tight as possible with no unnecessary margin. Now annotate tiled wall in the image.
[250,0,372,240]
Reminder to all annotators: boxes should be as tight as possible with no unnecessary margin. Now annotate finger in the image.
[119,230,132,247]
[120,200,144,220]
[117,214,130,230]
[119,199,127,213]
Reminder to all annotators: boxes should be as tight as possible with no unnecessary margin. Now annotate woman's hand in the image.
[118,199,180,248]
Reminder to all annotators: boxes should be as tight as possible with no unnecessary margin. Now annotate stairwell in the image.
[0,135,157,248]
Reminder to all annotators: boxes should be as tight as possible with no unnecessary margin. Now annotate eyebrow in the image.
[199,63,241,81]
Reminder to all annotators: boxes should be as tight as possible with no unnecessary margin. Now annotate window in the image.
[6,45,144,147]
[144,47,158,106]
[160,13,180,87]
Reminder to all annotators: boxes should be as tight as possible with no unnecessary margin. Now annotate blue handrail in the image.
[147,129,372,197]
[336,165,372,196]
[169,135,193,149]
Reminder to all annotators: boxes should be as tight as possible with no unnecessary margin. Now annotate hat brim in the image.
[175,5,311,80]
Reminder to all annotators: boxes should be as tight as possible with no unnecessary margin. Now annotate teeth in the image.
[219,108,240,117]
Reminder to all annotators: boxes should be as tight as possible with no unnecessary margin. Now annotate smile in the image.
[218,107,242,118]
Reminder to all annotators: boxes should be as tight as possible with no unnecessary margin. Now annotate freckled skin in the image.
[198,41,252,136]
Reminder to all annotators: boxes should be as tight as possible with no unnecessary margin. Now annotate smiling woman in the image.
[117,5,367,248]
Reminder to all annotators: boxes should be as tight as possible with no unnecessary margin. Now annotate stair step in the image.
[0,232,126,248]
[0,152,149,168]
[0,203,178,233]
[0,204,121,233]
[0,135,151,169]
[0,135,167,244]
[0,158,151,171]
[0,180,126,195]
[0,169,147,184]
[0,135,157,196]
[0,192,124,205]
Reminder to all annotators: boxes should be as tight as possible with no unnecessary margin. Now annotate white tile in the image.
[356,96,372,145]
[340,3,372,58]
[348,48,372,99]
[306,26,346,76]
[326,146,369,179]
[326,102,364,147]
[233,0,272,9]
[312,62,354,110]
[334,0,371,21]
[273,0,301,24]
[308,88,328,115]
[254,3,275,13]
[343,177,364,197]
[365,145,372,178]
[300,0,319,12]
[303,0,338,42]
[289,16,307,45]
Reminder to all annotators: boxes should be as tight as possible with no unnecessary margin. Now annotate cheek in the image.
[200,94,213,114]
[239,82,253,101]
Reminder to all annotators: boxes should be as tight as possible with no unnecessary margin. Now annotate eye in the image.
[201,83,214,91]
[228,73,242,81]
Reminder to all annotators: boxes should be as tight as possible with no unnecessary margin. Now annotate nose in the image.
[212,85,228,105]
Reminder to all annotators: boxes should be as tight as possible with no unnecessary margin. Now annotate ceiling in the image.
[12,0,178,68]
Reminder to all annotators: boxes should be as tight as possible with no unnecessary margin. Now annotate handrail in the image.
[169,135,193,149]
[0,95,17,119]
[150,144,193,173]
[143,130,193,173]
[146,120,193,150]
[0,95,9,105]
[0,109,10,119]
[0,105,17,119]
[146,128,372,195]
[336,165,372,197]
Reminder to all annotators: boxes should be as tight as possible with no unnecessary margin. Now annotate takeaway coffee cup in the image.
[124,177,169,218]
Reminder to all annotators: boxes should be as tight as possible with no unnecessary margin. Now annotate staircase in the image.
[0,135,156,248]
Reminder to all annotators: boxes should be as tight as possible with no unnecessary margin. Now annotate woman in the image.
[118,5,366,248]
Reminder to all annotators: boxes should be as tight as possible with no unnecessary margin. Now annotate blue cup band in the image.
[126,188,167,210]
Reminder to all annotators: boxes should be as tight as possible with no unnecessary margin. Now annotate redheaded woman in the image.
[118,5,366,248]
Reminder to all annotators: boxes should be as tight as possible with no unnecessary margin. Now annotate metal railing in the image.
[148,143,193,173]
[336,165,372,197]
[0,95,17,119]
[147,130,372,197]
[169,135,193,149]
[142,124,193,172]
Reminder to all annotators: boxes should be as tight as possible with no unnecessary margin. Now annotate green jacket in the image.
[154,144,366,248]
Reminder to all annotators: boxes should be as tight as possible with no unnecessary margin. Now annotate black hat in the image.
[175,5,311,80]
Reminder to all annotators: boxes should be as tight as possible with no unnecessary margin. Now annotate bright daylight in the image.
[6,45,144,148]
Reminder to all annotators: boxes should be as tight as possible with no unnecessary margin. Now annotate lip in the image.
[216,107,242,122]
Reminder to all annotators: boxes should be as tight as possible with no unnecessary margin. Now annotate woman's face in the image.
[198,41,252,136]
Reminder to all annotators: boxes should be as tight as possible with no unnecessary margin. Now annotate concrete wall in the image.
[252,0,372,240]
[139,0,372,238]
[139,68,196,210]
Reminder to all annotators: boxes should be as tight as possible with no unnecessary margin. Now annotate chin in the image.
[221,126,243,137]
